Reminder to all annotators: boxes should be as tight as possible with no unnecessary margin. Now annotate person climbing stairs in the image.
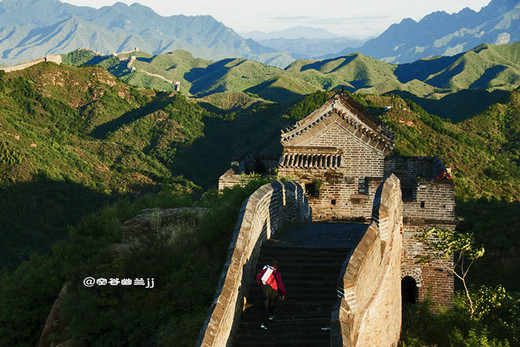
[233,222,367,346]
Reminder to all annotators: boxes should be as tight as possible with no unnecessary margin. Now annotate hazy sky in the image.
[60,0,492,38]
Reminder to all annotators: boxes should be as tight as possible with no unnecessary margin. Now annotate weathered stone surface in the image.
[332,174,403,347]
[37,283,70,347]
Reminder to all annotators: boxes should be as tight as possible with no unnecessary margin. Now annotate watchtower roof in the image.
[281,93,394,154]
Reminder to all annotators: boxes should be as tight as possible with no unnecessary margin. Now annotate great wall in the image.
[1,52,181,91]
[198,175,404,346]
[0,55,62,72]
[124,53,181,90]
[4,56,452,345]
[199,93,456,346]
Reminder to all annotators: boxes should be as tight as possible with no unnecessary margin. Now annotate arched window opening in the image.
[401,276,418,304]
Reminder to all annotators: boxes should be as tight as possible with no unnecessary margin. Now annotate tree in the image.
[415,227,485,318]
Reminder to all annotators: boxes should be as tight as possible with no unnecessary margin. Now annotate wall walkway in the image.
[198,175,404,346]
[197,181,311,346]
[0,55,62,72]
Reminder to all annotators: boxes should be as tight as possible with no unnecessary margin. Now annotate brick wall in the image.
[197,181,311,347]
[218,169,244,191]
[383,157,456,308]
[278,120,386,221]
[403,179,455,221]
[331,174,403,347]
[402,222,455,308]
[299,123,386,177]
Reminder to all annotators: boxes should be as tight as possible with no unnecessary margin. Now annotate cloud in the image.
[271,16,314,21]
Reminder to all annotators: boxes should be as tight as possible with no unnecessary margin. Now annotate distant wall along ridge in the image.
[0,55,62,72]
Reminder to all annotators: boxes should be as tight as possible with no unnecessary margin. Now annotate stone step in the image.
[237,318,331,333]
[234,335,329,347]
[261,245,350,253]
[246,286,337,298]
[234,319,331,346]
[233,223,367,346]
[243,301,337,315]
[240,309,332,322]
[268,273,340,281]
[255,261,346,271]
[254,263,345,274]
[259,249,349,260]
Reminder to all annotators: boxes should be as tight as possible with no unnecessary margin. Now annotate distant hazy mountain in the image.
[0,0,294,67]
[241,26,365,60]
[242,26,342,40]
[256,37,364,60]
[334,0,520,64]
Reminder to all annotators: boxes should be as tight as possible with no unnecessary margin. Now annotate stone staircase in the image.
[233,223,367,346]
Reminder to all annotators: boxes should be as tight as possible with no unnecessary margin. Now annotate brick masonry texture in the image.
[402,223,455,308]
[386,157,456,309]
[331,174,403,347]
[197,181,311,346]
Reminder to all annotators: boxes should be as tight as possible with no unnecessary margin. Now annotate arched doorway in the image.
[401,276,418,304]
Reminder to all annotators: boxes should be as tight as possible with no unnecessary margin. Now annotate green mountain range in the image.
[2,40,520,270]
[65,41,520,120]
[0,62,212,268]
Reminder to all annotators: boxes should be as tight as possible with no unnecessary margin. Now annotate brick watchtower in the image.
[277,93,394,221]
[277,93,456,308]
[386,157,456,307]
[218,93,456,308]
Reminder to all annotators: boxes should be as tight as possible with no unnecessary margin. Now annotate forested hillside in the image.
[353,91,520,200]
[0,63,209,268]
[0,57,519,345]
